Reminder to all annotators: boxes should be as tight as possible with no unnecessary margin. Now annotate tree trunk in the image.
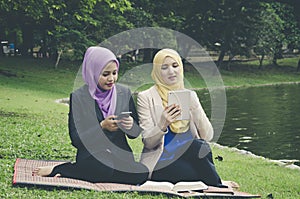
[272,56,277,66]
[217,50,226,69]
[226,54,235,71]
[259,54,265,70]
[0,26,6,56]
[142,48,159,63]
[55,50,63,69]
[20,25,34,57]
[297,59,300,72]
[142,48,152,63]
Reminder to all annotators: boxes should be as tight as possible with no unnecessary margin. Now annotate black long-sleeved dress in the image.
[48,84,148,184]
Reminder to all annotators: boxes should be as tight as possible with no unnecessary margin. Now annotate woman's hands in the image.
[117,115,134,130]
[100,115,134,132]
[158,104,181,132]
[100,115,118,131]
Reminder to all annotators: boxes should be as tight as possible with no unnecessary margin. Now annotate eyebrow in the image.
[162,61,178,66]
[102,69,117,73]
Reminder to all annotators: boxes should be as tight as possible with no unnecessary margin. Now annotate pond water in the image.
[198,83,300,165]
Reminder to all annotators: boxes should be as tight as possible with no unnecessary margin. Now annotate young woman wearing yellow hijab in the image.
[137,49,224,187]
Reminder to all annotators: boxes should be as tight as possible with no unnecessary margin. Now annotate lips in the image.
[168,76,177,80]
[106,83,114,87]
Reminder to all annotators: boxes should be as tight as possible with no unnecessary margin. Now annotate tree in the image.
[1,0,299,70]
[272,2,300,54]
[48,0,134,64]
[253,2,285,68]
[0,0,51,56]
[127,0,184,62]
[276,0,300,51]
[201,0,262,69]
[0,0,134,63]
[253,2,300,68]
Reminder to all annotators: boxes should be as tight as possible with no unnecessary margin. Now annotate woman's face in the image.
[98,61,118,90]
[160,56,180,85]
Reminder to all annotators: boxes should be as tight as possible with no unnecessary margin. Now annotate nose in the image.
[107,74,114,81]
[167,66,175,74]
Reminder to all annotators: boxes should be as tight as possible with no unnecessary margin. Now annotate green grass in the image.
[211,145,300,198]
[1,56,300,198]
[184,57,300,89]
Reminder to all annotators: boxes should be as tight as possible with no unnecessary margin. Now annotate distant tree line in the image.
[0,0,299,69]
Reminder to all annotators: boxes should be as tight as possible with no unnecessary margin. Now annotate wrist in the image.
[158,122,167,132]
[158,116,172,133]
[161,128,168,133]
[160,126,167,132]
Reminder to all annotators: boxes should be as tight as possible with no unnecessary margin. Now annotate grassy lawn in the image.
[0,56,299,198]
[185,57,300,89]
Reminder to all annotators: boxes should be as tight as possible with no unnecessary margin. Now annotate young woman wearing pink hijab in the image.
[33,46,149,185]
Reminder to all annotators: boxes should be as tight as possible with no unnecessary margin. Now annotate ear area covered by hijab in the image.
[81,46,119,118]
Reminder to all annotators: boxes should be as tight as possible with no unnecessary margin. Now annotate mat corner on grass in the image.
[12,158,261,198]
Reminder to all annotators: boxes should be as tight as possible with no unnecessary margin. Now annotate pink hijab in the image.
[82,46,119,118]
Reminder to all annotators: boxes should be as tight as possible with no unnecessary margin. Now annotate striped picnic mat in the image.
[12,158,261,198]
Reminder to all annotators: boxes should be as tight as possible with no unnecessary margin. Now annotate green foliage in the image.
[1,0,299,66]
[253,3,284,63]
[201,0,264,66]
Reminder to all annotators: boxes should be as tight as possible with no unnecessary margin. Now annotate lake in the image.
[198,83,300,165]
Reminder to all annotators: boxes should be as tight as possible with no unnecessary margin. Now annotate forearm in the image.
[124,121,143,139]
[68,94,82,148]
[142,125,167,149]
[125,95,143,138]
[191,106,214,141]
[137,91,166,149]
[190,91,214,141]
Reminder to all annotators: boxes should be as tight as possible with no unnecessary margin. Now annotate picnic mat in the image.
[12,158,261,198]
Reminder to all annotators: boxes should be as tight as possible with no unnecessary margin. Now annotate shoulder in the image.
[137,86,160,106]
[138,85,156,97]
[72,85,89,98]
[185,89,198,99]
[190,89,197,96]
[116,83,130,92]
[115,84,132,98]
[71,85,93,105]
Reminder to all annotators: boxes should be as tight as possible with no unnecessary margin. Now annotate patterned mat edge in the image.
[12,158,261,198]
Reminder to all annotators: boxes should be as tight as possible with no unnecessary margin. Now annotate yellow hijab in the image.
[151,49,189,133]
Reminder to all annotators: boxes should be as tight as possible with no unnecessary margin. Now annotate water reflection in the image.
[198,83,300,165]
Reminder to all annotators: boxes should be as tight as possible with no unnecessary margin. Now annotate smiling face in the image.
[98,61,118,90]
[160,56,181,86]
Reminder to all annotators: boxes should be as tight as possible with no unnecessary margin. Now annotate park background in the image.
[1,0,300,198]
